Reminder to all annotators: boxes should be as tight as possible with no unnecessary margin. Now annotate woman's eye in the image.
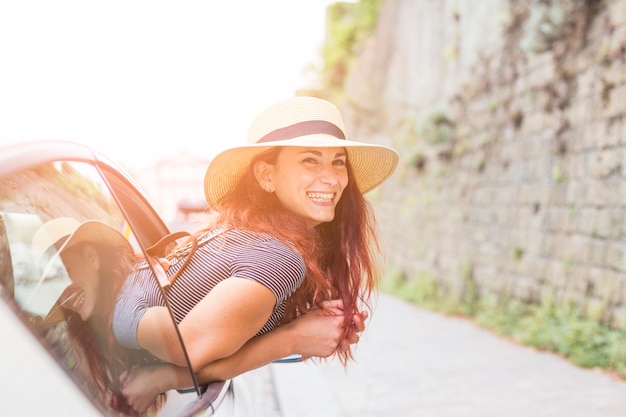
[302,157,318,164]
[333,159,346,166]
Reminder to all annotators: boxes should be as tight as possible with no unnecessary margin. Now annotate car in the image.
[0,140,239,416]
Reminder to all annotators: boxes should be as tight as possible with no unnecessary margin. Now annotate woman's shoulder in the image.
[225,229,307,290]
[224,228,303,260]
[224,228,287,245]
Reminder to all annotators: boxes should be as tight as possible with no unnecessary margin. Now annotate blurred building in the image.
[130,152,213,230]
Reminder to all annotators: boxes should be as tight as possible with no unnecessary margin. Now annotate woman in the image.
[112,96,398,413]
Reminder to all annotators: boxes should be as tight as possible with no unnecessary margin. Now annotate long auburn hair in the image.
[205,147,383,365]
[62,241,163,417]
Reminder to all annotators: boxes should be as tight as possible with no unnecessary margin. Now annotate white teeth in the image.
[308,192,333,202]
[71,292,85,309]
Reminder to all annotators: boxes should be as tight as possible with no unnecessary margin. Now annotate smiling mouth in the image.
[307,192,334,203]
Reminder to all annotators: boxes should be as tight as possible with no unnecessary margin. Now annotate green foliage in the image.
[381,268,440,309]
[320,0,385,96]
[381,267,626,379]
[514,300,626,371]
[516,0,603,54]
[551,164,566,182]
[415,105,456,146]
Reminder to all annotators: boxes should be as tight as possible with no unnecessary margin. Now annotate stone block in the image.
[605,242,626,272]
[589,239,608,267]
[610,306,626,330]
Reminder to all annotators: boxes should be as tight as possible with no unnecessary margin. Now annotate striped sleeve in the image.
[112,268,164,349]
[230,238,306,305]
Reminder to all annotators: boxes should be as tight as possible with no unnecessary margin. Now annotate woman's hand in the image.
[320,299,368,354]
[119,364,176,414]
[287,299,368,360]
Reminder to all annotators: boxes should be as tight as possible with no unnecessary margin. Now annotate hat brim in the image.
[204,134,399,208]
[32,218,133,265]
[59,220,132,255]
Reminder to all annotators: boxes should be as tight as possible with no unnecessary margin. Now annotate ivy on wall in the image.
[317,0,385,101]
[350,0,626,379]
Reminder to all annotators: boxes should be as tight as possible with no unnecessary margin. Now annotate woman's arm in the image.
[135,276,277,369]
[121,301,367,414]
[121,309,345,414]
[197,299,367,378]
[195,301,350,380]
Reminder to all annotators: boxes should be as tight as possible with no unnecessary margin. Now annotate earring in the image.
[260,183,274,193]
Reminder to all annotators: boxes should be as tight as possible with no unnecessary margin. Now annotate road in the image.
[245,292,626,417]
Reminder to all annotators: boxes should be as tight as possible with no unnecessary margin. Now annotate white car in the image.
[0,140,245,416]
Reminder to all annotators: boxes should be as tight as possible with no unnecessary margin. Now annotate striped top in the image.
[113,228,306,350]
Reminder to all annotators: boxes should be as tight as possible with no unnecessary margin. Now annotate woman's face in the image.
[59,244,101,321]
[259,146,349,227]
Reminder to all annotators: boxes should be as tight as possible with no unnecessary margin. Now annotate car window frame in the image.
[0,140,206,406]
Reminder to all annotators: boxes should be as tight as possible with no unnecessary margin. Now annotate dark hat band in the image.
[256,120,345,144]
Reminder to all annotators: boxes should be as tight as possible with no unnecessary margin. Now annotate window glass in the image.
[0,161,130,312]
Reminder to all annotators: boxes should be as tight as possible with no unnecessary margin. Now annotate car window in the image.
[0,161,131,311]
[0,158,196,415]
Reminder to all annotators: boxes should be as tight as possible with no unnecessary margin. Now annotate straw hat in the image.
[204,96,399,208]
[32,217,132,264]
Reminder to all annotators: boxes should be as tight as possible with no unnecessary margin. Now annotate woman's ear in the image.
[253,161,275,193]
[82,244,100,271]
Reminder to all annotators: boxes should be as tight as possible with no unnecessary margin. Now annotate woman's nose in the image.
[319,164,339,185]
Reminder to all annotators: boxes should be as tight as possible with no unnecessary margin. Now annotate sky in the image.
[0,0,338,170]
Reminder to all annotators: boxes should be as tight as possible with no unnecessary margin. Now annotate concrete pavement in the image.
[249,292,626,417]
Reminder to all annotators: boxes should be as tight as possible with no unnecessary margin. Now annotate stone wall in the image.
[341,0,626,328]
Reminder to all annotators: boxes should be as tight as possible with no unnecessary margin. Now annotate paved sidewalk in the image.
[264,292,626,417]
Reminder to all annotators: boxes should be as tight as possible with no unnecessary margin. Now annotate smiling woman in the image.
[0,97,397,416]
[109,96,399,414]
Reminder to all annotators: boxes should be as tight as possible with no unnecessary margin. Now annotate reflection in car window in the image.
[0,162,126,312]
[0,160,144,414]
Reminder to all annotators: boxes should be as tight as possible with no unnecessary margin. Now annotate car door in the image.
[0,140,229,416]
